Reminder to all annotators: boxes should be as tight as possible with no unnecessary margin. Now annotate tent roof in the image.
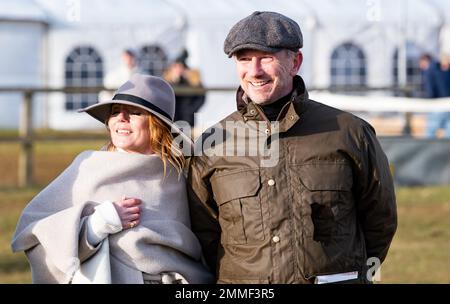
[0,0,48,23]
[35,0,183,26]
[428,0,450,24]
[302,0,443,28]
[32,0,450,29]
[166,0,444,28]
[167,0,316,27]
[167,0,315,17]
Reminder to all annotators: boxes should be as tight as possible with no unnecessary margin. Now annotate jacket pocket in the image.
[299,162,353,244]
[297,162,358,277]
[210,169,264,245]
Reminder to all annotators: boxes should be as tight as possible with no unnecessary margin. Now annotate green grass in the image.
[0,140,449,283]
[0,187,39,283]
[381,187,450,283]
[0,141,106,187]
[0,128,107,139]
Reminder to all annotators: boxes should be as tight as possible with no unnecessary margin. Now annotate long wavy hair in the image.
[106,113,185,176]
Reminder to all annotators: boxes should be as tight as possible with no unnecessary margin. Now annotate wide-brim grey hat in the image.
[224,11,303,57]
[78,73,192,144]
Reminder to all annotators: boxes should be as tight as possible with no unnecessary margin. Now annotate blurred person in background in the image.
[187,11,397,284]
[11,74,212,284]
[419,53,439,99]
[419,53,450,138]
[100,48,142,101]
[164,49,205,128]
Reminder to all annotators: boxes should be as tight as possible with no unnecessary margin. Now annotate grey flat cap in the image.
[224,11,303,57]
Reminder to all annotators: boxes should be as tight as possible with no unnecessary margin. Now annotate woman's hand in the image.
[113,197,142,229]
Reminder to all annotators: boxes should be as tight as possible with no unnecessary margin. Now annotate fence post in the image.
[401,87,412,136]
[402,112,412,135]
[18,91,33,187]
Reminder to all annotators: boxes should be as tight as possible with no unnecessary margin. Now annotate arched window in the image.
[330,42,367,91]
[138,45,168,76]
[392,42,424,97]
[65,46,103,110]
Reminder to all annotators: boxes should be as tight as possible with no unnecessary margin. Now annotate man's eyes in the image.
[237,56,273,62]
[261,56,273,62]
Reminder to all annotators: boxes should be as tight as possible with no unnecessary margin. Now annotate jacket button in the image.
[268,179,275,186]
[250,109,256,115]
[289,115,295,120]
[265,129,270,134]
[272,236,280,243]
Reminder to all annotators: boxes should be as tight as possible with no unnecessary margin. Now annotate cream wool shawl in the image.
[11,151,213,283]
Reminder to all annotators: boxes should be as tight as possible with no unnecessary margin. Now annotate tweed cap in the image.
[224,11,303,57]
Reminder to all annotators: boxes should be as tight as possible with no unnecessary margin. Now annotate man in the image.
[419,53,438,99]
[419,53,450,138]
[187,11,397,284]
[163,49,205,127]
[100,49,141,101]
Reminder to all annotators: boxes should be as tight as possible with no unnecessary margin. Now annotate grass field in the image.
[0,140,449,283]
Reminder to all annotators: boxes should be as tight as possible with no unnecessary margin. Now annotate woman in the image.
[11,74,213,284]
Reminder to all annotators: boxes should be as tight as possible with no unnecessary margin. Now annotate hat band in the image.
[113,93,172,121]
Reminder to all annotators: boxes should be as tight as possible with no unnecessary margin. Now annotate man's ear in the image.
[291,51,303,76]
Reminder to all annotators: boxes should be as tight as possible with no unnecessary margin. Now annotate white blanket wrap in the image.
[11,151,213,283]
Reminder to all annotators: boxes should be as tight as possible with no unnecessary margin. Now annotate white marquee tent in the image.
[1,0,450,129]
[0,0,47,128]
